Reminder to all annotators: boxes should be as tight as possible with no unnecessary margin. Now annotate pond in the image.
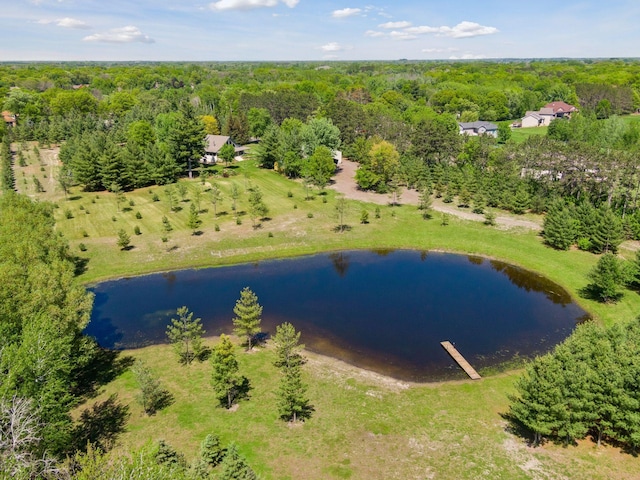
[86,250,587,382]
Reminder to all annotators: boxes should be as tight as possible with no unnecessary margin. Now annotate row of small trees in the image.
[543,200,625,253]
[509,318,640,450]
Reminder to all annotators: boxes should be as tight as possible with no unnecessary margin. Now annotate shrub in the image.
[135,211,142,219]
[134,225,141,235]
[307,212,313,218]
[79,243,87,252]
[64,209,73,219]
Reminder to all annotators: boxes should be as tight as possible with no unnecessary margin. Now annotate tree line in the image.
[509,318,640,451]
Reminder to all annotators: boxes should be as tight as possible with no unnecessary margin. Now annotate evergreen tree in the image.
[232,287,263,350]
[187,203,202,235]
[132,360,169,415]
[167,102,205,179]
[211,335,245,409]
[117,229,131,250]
[248,187,268,229]
[587,252,627,303]
[200,433,225,467]
[166,306,205,364]
[543,201,577,250]
[273,322,305,370]
[591,205,624,253]
[277,365,312,423]
[418,188,433,219]
[210,184,223,217]
[218,443,257,480]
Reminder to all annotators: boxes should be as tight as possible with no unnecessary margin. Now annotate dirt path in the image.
[330,159,542,231]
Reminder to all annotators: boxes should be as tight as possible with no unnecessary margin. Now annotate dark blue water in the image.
[86,250,587,381]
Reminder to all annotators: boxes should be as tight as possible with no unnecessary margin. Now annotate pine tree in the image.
[273,322,305,370]
[273,323,312,422]
[248,187,268,228]
[277,366,312,423]
[232,287,263,350]
[200,433,224,467]
[218,443,257,480]
[116,229,131,250]
[166,306,205,364]
[543,201,577,250]
[508,354,565,446]
[591,205,624,254]
[211,334,245,409]
[187,203,202,235]
[587,252,627,303]
[132,360,168,415]
[167,102,206,179]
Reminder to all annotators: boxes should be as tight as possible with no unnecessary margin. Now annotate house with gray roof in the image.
[201,135,249,164]
[458,121,498,138]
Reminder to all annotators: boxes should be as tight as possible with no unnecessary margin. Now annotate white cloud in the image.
[332,8,361,19]
[449,53,487,59]
[406,21,498,39]
[83,26,155,44]
[422,47,458,53]
[209,0,299,11]
[389,30,417,41]
[37,17,91,29]
[379,21,411,29]
[364,30,385,38]
[442,21,498,38]
[405,26,439,35]
[321,42,343,52]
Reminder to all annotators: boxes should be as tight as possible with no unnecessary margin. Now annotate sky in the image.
[1,0,638,62]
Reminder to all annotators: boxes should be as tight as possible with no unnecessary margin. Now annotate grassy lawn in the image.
[509,125,548,144]
[15,142,640,479]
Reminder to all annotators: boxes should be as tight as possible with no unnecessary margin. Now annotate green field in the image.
[16,143,640,479]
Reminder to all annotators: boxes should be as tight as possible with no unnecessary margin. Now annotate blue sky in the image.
[1,0,638,61]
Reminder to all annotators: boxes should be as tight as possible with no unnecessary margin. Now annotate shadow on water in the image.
[86,250,586,382]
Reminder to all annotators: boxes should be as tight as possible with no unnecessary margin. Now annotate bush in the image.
[78,243,87,252]
[82,230,89,237]
[152,193,160,202]
[64,209,73,219]
[577,237,592,251]
[215,224,220,231]
[135,211,142,219]
[287,191,293,198]
[307,212,314,218]
[134,225,141,235]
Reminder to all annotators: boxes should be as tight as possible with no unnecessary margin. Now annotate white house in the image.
[458,121,498,138]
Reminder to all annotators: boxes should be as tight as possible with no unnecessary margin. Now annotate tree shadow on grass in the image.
[73,346,135,398]
[73,394,130,452]
[578,284,623,304]
[72,255,90,276]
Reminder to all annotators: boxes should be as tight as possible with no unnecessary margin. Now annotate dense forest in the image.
[4,59,640,478]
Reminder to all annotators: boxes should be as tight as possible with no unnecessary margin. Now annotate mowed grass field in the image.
[14,142,640,479]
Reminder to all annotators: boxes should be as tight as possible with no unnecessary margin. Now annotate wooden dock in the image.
[440,341,481,380]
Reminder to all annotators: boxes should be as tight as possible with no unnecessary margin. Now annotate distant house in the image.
[2,111,16,127]
[519,102,577,128]
[201,135,248,164]
[458,121,498,138]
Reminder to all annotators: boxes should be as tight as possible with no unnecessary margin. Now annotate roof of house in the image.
[204,135,232,154]
[524,112,544,120]
[2,111,15,123]
[545,101,577,113]
[458,121,498,131]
